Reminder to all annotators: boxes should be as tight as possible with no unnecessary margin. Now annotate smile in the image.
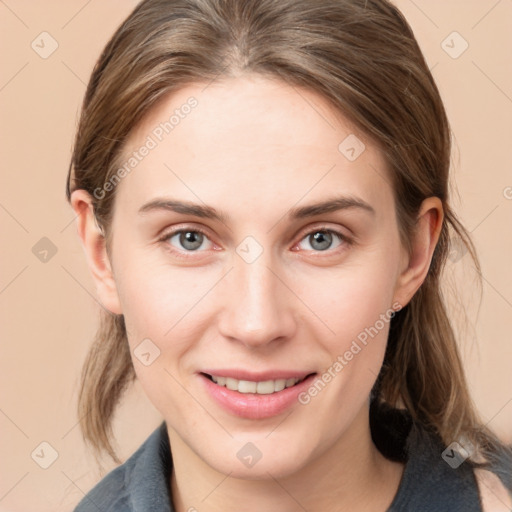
[205,374,310,394]
[199,371,318,419]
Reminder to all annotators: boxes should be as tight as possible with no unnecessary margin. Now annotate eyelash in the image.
[158,225,353,260]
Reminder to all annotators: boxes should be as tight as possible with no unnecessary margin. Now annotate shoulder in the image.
[476,469,512,512]
[73,422,172,512]
[74,462,132,512]
[74,456,134,512]
[378,410,482,511]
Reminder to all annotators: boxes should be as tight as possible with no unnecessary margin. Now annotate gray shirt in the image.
[74,416,486,511]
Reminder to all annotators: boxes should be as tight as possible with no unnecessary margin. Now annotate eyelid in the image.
[158,224,214,246]
[156,224,215,258]
[292,224,354,253]
[296,223,352,243]
[158,222,354,257]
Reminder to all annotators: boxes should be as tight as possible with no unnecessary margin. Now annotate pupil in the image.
[311,231,331,251]
[181,231,203,250]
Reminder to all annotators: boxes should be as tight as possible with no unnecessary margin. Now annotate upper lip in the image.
[200,369,315,381]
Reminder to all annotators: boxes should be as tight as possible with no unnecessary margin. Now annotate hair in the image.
[66,0,511,482]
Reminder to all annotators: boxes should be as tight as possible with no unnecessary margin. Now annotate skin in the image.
[71,74,445,511]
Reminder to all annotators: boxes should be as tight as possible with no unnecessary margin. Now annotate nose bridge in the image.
[217,244,295,347]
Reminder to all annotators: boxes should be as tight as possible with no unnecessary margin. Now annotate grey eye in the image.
[171,231,205,251]
[309,231,333,251]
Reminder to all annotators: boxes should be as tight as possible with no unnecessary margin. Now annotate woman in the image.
[66,0,511,510]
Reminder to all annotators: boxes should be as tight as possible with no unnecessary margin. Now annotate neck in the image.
[168,406,404,512]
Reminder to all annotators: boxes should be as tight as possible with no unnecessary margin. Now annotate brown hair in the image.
[66,0,511,476]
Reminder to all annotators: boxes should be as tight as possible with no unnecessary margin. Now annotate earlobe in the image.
[392,197,444,308]
[70,190,123,315]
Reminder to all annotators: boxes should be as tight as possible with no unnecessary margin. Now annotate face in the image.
[105,74,408,478]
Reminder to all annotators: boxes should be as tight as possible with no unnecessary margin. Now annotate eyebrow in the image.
[138,195,375,222]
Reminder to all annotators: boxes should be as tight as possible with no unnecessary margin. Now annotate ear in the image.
[70,190,123,315]
[392,197,444,308]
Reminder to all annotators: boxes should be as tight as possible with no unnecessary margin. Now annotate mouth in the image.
[201,372,315,395]
[199,370,318,419]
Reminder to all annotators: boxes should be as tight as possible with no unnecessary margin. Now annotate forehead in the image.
[115,74,392,219]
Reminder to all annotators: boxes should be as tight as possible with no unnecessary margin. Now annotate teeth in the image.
[210,375,302,394]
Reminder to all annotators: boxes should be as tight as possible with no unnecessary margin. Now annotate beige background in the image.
[1,1,511,510]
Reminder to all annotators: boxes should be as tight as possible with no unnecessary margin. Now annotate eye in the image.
[158,225,352,259]
[295,228,351,253]
[160,228,214,254]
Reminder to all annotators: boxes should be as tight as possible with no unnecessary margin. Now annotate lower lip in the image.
[199,373,317,419]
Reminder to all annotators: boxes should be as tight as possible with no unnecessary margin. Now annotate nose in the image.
[217,250,297,350]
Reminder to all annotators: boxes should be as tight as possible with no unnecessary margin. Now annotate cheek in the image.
[116,233,400,349]
[115,225,401,356]
[294,261,398,427]
[296,250,400,351]
[113,246,222,384]
[113,255,208,415]
[116,263,203,341]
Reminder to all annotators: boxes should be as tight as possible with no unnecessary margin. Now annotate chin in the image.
[194,432,316,481]
[213,451,309,481]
